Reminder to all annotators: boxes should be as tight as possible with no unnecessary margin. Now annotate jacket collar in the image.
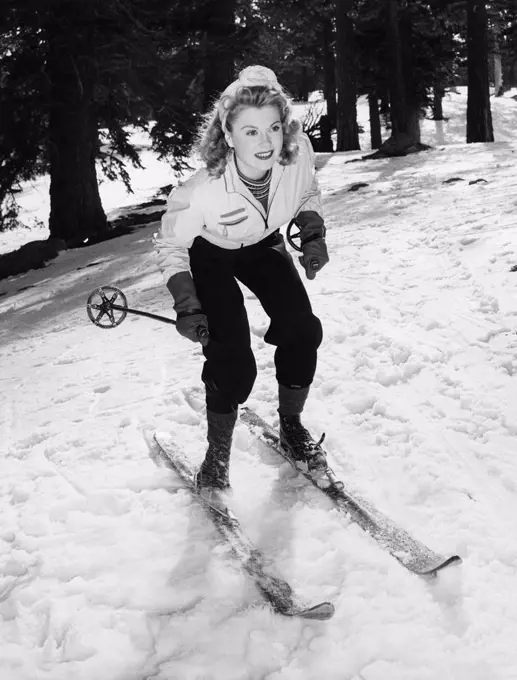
[223,151,285,216]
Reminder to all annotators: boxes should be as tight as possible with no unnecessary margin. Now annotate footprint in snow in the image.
[9,431,52,458]
[182,386,205,412]
[54,356,87,366]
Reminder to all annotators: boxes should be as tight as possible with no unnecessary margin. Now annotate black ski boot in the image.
[279,414,327,474]
[195,410,237,511]
[277,384,327,477]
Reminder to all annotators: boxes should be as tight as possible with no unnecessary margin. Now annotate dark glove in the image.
[298,238,329,280]
[294,210,328,279]
[166,271,210,345]
[296,210,326,243]
[176,311,210,346]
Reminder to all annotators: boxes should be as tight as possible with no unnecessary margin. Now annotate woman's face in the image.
[226,105,283,180]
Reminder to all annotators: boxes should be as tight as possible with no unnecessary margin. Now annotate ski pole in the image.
[86,285,209,341]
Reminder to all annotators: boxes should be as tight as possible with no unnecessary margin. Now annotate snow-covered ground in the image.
[1,89,517,680]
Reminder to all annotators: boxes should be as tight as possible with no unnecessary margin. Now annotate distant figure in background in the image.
[154,65,329,507]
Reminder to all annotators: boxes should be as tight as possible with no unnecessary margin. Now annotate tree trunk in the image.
[202,0,237,111]
[512,4,517,88]
[493,52,503,95]
[466,0,494,143]
[334,0,360,151]
[378,0,425,155]
[406,106,421,144]
[295,65,311,102]
[501,1,517,89]
[47,2,107,246]
[318,114,334,152]
[385,0,407,138]
[492,17,504,96]
[432,81,445,120]
[368,94,382,149]
[323,17,337,131]
[502,51,515,90]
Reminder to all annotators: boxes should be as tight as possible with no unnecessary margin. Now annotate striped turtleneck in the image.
[236,166,272,211]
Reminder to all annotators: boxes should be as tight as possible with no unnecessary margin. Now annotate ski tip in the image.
[287,601,335,621]
[142,428,160,454]
[143,428,172,452]
[418,554,463,577]
[153,430,171,446]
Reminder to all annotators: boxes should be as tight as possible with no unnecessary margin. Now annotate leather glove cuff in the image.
[166,271,202,316]
[177,309,203,319]
[296,210,326,244]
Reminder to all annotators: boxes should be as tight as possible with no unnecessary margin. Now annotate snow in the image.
[1,89,517,679]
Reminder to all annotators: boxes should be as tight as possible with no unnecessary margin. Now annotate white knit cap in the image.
[218,65,283,131]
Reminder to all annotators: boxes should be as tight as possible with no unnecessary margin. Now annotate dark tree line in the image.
[1,0,515,247]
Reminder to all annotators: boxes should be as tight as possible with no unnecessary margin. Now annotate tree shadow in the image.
[247,433,314,582]
[0,190,169,281]
[0,222,168,345]
[314,152,337,172]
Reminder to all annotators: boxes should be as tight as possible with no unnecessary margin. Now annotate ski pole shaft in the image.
[108,303,177,325]
[111,304,208,340]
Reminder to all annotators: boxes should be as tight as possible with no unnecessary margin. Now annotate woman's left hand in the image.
[299,238,329,280]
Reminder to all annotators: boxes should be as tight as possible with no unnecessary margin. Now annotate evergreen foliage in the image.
[1,0,514,243]
[0,0,206,236]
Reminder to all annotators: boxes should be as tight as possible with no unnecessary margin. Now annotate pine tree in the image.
[249,0,334,148]
[0,0,201,243]
[334,0,360,150]
[46,0,107,244]
[490,0,517,90]
[466,0,494,142]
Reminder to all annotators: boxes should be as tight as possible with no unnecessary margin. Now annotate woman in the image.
[154,65,329,503]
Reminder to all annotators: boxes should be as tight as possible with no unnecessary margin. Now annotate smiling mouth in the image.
[254,150,274,160]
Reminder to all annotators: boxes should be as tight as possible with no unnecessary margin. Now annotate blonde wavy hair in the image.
[195,86,302,178]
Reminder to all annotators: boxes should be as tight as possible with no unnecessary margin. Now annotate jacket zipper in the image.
[232,190,269,232]
[266,168,284,223]
[231,166,285,235]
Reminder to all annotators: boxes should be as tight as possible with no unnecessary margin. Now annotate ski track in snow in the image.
[1,91,517,679]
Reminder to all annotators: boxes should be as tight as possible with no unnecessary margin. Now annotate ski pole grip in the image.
[309,260,320,271]
[196,326,210,345]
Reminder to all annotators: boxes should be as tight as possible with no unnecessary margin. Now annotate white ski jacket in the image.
[154,133,323,282]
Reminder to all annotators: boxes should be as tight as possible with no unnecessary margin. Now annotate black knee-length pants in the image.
[189,230,323,413]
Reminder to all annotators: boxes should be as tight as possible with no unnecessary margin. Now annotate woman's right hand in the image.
[176,311,210,346]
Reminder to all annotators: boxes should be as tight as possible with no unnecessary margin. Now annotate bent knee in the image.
[203,342,257,404]
[302,313,323,349]
[266,313,322,350]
